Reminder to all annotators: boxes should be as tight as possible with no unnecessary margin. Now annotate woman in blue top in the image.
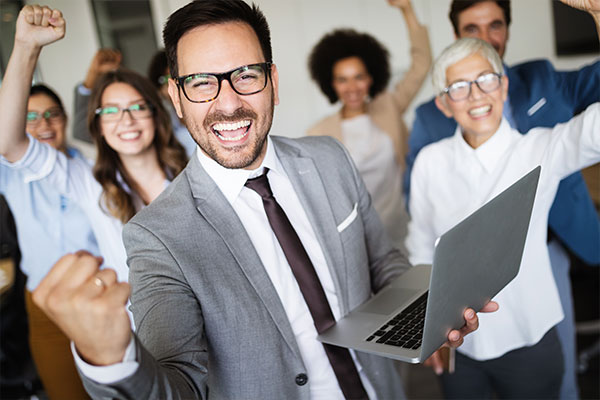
[0,83,99,399]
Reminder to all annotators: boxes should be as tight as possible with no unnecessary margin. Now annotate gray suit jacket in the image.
[82,136,411,399]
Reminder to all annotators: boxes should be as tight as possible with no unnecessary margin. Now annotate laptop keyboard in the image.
[365,291,428,350]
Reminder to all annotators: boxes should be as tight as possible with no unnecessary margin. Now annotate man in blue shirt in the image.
[405,1,600,398]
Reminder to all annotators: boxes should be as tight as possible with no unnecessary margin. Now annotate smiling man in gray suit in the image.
[33,1,495,399]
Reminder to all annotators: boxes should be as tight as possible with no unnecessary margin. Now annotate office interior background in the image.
[0,0,598,398]
[0,0,598,152]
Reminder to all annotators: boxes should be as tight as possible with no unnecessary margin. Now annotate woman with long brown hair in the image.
[89,69,187,227]
[0,5,187,289]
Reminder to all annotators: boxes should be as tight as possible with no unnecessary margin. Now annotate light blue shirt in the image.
[0,146,100,290]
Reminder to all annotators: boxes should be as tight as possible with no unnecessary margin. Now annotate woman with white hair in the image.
[406,34,599,398]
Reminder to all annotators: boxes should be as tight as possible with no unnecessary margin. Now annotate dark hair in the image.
[308,29,389,104]
[147,49,168,88]
[163,0,272,79]
[449,0,511,36]
[87,68,188,223]
[29,84,66,113]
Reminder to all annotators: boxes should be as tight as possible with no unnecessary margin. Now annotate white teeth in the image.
[216,130,249,141]
[38,133,54,139]
[120,132,141,140]
[469,105,491,117]
[213,120,251,132]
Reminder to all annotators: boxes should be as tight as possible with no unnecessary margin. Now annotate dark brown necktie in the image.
[245,169,368,400]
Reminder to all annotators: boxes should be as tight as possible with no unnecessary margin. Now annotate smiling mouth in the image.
[212,120,251,142]
[37,132,56,141]
[345,92,364,101]
[469,105,491,118]
[118,131,142,140]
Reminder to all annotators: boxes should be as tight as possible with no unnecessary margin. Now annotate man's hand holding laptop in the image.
[426,302,499,375]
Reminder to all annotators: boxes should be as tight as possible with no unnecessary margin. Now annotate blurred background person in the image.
[72,48,122,143]
[147,49,197,156]
[307,0,431,253]
[0,82,99,400]
[0,195,43,399]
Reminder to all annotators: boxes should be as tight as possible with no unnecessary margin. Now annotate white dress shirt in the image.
[407,103,600,360]
[77,137,377,399]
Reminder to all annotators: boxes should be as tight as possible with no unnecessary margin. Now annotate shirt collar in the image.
[195,136,283,205]
[453,117,513,173]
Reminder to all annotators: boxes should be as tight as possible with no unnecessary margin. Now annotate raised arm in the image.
[83,48,122,91]
[387,0,432,112]
[0,5,65,162]
[389,0,424,37]
[72,48,122,142]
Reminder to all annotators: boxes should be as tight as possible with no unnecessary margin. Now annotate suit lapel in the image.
[273,138,350,314]
[184,156,302,359]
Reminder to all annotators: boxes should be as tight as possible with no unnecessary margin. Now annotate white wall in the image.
[27,0,599,151]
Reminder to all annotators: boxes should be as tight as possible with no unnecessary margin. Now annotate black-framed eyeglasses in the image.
[95,103,154,123]
[26,108,64,126]
[175,62,272,104]
[442,72,503,101]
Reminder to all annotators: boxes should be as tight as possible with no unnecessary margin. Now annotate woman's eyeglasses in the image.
[26,108,64,126]
[95,103,154,123]
[442,72,503,101]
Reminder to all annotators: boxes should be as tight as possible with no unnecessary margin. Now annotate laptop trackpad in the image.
[357,288,421,316]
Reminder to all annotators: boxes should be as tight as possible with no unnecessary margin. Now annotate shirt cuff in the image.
[71,336,139,384]
[77,83,92,96]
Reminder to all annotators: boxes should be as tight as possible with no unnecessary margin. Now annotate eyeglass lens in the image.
[447,73,501,101]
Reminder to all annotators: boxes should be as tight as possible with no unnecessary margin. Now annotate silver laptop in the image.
[318,166,540,363]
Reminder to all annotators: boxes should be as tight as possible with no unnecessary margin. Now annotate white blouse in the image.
[341,114,408,253]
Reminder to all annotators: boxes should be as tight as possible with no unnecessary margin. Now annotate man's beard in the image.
[182,97,274,169]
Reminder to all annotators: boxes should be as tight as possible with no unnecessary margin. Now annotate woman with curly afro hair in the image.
[307,0,431,252]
